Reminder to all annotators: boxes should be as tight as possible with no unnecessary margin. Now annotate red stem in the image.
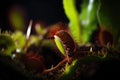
[42,57,69,74]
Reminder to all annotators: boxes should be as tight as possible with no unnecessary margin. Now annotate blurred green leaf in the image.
[63,0,99,44]
[63,0,81,44]
[97,0,120,48]
[12,31,26,50]
[0,34,16,56]
[27,35,39,47]
[35,23,47,35]
[80,0,99,43]
[9,7,26,31]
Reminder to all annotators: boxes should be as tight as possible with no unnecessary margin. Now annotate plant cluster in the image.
[0,0,120,80]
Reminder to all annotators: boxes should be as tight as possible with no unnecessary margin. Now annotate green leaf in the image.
[12,31,26,50]
[27,35,39,47]
[80,0,99,43]
[0,34,16,56]
[97,0,120,48]
[9,7,26,31]
[58,56,106,80]
[35,23,46,35]
[54,35,66,56]
[58,59,79,80]
[63,0,81,44]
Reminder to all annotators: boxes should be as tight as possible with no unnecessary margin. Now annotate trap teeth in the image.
[54,30,76,56]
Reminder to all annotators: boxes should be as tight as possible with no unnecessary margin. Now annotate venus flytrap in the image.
[58,59,79,80]
[63,0,99,44]
[97,0,120,49]
[53,30,80,80]
[12,31,26,51]
[54,30,76,57]
[40,30,77,75]
[58,56,103,80]
[0,0,120,79]
[0,33,16,56]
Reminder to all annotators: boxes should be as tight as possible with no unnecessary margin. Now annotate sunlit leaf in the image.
[54,35,66,56]
[63,0,81,44]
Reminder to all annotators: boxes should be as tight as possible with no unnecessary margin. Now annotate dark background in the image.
[0,0,70,31]
[0,0,82,31]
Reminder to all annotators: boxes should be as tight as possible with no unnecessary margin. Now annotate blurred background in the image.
[0,0,74,31]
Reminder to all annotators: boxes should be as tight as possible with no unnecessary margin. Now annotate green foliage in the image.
[26,35,39,47]
[97,0,120,49]
[12,31,26,50]
[54,30,76,57]
[63,0,99,44]
[54,35,66,56]
[35,23,46,35]
[63,0,81,44]
[58,60,79,80]
[80,0,99,43]
[1,0,120,79]
[59,56,105,80]
[0,34,16,56]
